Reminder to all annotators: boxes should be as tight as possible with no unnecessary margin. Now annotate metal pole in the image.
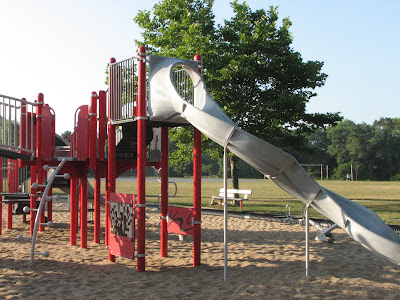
[0,157,2,235]
[89,92,97,170]
[160,127,169,257]
[320,164,323,180]
[106,123,116,262]
[137,46,147,272]
[94,167,101,243]
[80,175,88,249]
[223,146,228,281]
[70,176,77,245]
[305,203,310,277]
[193,54,202,267]
[351,164,354,181]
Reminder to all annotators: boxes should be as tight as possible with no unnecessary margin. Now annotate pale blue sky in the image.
[1,0,399,134]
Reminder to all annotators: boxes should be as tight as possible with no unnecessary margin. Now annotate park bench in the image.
[210,188,252,211]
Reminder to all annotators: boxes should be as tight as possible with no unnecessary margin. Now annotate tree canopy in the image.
[323,118,400,180]
[134,0,342,180]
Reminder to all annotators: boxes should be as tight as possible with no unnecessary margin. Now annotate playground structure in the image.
[0,47,400,274]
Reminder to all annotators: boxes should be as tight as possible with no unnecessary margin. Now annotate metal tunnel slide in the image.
[147,54,400,266]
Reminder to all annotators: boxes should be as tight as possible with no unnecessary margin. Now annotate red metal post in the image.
[19,99,27,168]
[94,167,101,243]
[193,54,202,266]
[6,160,13,229]
[160,126,169,257]
[0,158,2,235]
[106,123,116,262]
[80,175,88,248]
[70,176,78,245]
[30,165,37,236]
[48,188,53,221]
[89,92,98,170]
[36,94,45,232]
[106,57,117,262]
[98,91,107,161]
[137,46,147,272]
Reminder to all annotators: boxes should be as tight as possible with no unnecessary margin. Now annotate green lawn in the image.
[84,178,400,225]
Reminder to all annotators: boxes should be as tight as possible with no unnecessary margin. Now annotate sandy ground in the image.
[1,201,399,299]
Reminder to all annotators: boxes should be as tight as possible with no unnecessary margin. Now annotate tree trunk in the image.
[230,155,239,190]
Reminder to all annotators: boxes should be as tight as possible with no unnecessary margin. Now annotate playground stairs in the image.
[53,145,71,158]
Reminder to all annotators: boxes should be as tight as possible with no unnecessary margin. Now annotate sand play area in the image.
[1,201,399,299]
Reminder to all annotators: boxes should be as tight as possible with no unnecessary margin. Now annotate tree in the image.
[61,130,72,144]
[134,0,342,185]
[369,118,400,180]
[326,120,373,180]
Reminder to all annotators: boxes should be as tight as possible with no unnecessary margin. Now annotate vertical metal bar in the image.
[193,54,202,267]
[70,176,78,245]
[223,146,228,282]
[0,157,2,235]
[30,165,37,236]
[106,123,116,262]
[98,91,106,161]
[14,99,17,148]
[321,164,323,180]
[2,99,6,146]
[160,126,169,257]
[94,167,101,243]
[6,160,12,229]
[80,175,88,248]
[305,203,310,277]
[8,98,11,146]
[89,92,97,170]
[137,47,147,272]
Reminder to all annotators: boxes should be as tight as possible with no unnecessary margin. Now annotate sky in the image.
[1,0,399,134]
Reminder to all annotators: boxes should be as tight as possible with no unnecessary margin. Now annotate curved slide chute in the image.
[148,55,400,266]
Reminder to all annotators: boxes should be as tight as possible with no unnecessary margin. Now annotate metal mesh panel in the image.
[172,67,194,104]
[108,57,137,122]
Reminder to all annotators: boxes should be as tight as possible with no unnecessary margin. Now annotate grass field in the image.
[84,177,400,225]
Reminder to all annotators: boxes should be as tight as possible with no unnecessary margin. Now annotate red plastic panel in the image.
[73,105,89,160]
[167,206,194,236]
[109,193,135,259]
[41,105,55,161]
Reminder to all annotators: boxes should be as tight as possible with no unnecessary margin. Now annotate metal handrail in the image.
[29,158,67,264]
[0,94,38,156]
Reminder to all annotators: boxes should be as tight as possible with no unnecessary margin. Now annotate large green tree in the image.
[134,0,341,185]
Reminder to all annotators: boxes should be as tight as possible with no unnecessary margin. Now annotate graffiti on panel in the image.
[109,193,135,259]
[167,206,194,236]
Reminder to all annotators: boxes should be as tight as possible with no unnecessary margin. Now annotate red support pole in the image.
[94,167,101,243]
[19,99,27,168]
[160,126,169,257]
[80,176,88,248]
[0,158,2,235]
[6,160,12,229]
[70,176,78,245]
[98,91,107,161]
[38,165,45,232]
[89,92,98,170]
[36,93,45,232]
[193,54,202,267]
[136,46,147,272]
[106,123,116,262]
[30,165,37,236]
[106,57,117,262]
[48,188,53,221]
